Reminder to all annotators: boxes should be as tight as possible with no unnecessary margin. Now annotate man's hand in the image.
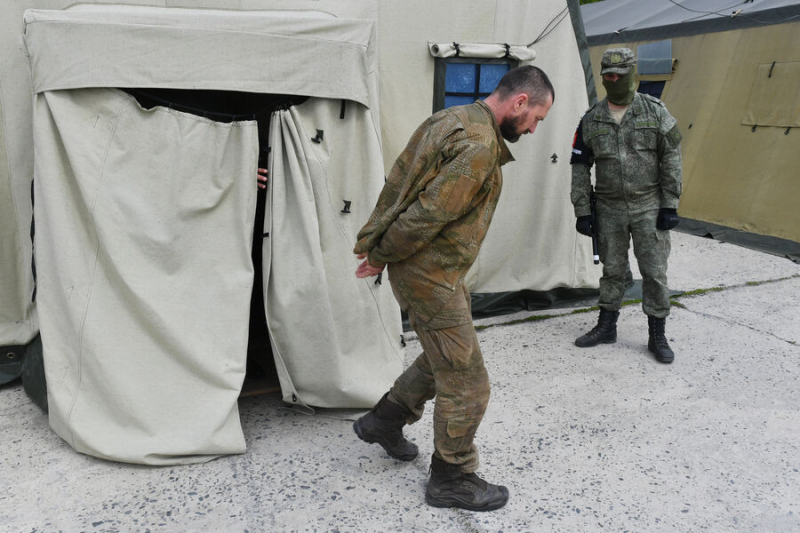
[656,208,680,230]
[575,215,593,237]
[355,253,385,278]
[257,168,268,190]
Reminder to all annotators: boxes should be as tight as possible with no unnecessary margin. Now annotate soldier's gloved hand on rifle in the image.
[656,208,680,230]
[576,215,593,237]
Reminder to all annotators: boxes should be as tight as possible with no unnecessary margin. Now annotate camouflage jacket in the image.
[570,92,682,216]
[354,100,513,322]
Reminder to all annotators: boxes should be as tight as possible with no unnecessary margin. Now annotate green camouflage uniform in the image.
[571,92,682,317]
[354,100,513,472]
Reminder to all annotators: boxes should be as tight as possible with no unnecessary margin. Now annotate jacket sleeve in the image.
[570,119,593,218]
[367,140,494,267]
[657,109,683,209]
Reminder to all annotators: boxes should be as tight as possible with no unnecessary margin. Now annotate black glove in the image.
[656,208,680,230]
[576,215,593,237]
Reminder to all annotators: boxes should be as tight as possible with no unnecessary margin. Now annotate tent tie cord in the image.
[400,335,406,347]
[453,42,461,58]
[341,200,351,213]
[263,232,269,238]
[769,61,776,78]
[786,128,791,135]
[375,272,382,285]
[30,180,37,302]
[340,100,346,119]
[503,43,511,58]
[311,129,324,143]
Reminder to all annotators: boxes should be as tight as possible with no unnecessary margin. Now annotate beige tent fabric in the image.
[1,0,377,348]
[23,8,378,109]
[429,42,536,61]
[34,88,257,465]
[0,79,37,345]
[743,62,800,128]
[265,98,403,410]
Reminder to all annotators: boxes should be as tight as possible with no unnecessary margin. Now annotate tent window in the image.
[637,40,673,75]
[742,61,800,128]
[638,80,666,99]
[433,58,518,113]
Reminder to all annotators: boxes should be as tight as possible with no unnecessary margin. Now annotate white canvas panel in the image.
[34,88,257,465]
[264,98,403,410]
[464,0,601,294]
[23,8,377,108]
[0,78,36,345]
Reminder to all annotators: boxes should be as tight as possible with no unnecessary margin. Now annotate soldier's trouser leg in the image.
[630,209,671,318]
[596,206,631,311]
[388,285,490,473]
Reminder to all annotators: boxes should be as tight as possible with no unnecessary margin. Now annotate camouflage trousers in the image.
[387,279,490,473]
[596,204,671,318]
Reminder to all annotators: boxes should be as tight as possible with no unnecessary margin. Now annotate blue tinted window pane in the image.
[444,95,476,109]
[479,63,510,93]
[445,63,477,93]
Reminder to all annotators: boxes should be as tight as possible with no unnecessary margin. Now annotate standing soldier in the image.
[352,66,554,512]
[570,47,682,364]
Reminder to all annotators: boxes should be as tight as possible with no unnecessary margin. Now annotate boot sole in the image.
[575,337,616,348]
[425,489,509,512]
[353,420,418,462]
[648,345,674,364]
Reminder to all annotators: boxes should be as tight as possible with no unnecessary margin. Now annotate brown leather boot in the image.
[353,393,418,461]
[425,455,509,512]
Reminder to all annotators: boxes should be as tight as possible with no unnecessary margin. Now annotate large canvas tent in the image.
[582,0,800,259]
[1,0,598,464]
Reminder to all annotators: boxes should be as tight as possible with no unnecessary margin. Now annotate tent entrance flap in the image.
[123,88,310,395]
[264,98,403,410]
[34,88,258,465]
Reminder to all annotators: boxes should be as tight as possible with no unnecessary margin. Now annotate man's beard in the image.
[499,114,523,143]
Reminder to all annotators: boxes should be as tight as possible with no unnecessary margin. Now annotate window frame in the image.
[433,57,519,113]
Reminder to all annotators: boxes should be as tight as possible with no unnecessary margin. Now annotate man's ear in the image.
[513,93,529,113]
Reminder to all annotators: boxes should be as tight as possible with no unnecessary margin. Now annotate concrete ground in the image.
[2,231,799,532]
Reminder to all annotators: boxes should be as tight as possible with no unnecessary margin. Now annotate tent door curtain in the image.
[263,97,403,410]
[33,88,258,465]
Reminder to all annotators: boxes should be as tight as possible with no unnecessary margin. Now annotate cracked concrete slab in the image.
[1,232,799,532]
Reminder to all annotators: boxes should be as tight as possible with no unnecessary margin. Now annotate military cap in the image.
[600,48,635,75]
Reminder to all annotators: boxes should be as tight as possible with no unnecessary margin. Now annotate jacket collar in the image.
[595,93,644,124]
[474,100,515,166]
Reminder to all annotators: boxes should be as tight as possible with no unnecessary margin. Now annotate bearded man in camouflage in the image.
[570,48,682,364]
[351,66,554,512]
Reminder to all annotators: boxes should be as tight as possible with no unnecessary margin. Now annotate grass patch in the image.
[674,287,725,298]
[473,273,799,332]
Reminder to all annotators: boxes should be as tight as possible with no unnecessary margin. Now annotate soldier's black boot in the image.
[648,315,675,364]
[425,455,509,512]
[353,393,418,461]
[575,309,619,347]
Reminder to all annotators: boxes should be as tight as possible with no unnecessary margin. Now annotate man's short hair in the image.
[493,65,555,106]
